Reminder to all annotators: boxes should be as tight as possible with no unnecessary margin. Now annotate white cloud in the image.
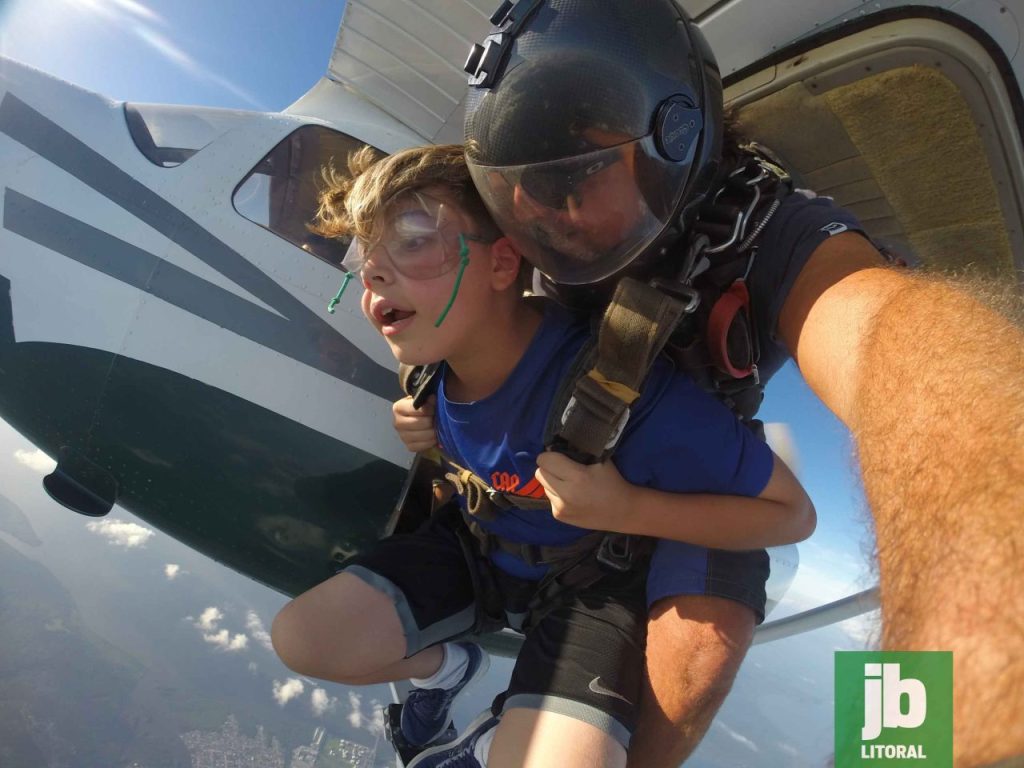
[164,564,182,580]
[367,699,385,736]
[344,691,384,735]
[194,606,223,632]
[311,688,338,717]
[777,742,800,758]
[346,691,365,729]
[248,662,259,675]
[245,610,274,652]
[203,629,248,652]
[273,678,305,706]
[13,448,56,475]
[714,720,759,752]
[85,518,155,548]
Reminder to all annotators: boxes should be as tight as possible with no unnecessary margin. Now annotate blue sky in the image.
[0,0,342,111]
[0,1,879,764]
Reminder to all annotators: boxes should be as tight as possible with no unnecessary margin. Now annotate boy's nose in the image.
[359,247,396,283]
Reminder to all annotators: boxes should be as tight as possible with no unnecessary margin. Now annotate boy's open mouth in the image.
[372,300,417,334]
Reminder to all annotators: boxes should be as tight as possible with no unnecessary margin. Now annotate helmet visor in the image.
[467,134,693,284]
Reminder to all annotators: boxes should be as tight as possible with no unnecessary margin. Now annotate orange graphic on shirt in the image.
[490,471,548,500]
[491,471,521,492]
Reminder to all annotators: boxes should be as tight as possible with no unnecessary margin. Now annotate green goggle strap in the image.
[327,272,354,314]
[434,235,471,327]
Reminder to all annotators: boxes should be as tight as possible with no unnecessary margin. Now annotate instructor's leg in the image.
[626,595,755,768]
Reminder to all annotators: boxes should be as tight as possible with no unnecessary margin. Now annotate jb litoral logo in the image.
[835,652,952,766]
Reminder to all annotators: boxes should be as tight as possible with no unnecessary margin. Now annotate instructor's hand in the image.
[535,451,630,531]
[392,395,438,452]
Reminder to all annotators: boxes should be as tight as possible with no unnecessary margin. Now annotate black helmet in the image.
[464,0,722,285]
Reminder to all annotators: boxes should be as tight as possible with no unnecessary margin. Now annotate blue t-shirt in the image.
[435,299,774,581]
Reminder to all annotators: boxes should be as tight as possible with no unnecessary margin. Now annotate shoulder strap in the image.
[546,277,692,464]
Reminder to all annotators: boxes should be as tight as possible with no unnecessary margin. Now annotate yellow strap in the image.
[421,447,443,464]
[586,369,641,404]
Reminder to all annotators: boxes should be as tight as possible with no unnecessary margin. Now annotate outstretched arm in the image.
[534,450,815,550]
[779,232,1024,766]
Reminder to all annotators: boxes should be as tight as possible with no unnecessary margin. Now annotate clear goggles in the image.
[326,195,491,325]
[467,134,693,285]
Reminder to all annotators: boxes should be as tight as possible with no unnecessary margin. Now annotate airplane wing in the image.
[285,0,495,145]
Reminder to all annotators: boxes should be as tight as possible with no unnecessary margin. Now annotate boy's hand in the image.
[534,451,631,532]
[392,395,438,452]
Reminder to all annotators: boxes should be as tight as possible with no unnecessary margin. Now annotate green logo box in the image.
[835,651,952,767]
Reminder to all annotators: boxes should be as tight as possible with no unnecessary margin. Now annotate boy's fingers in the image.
[534,467,561,497]
[536,451,583,479]
[535,454,566,483]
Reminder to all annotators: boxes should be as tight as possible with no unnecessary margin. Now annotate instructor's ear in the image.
[489,236,524,291]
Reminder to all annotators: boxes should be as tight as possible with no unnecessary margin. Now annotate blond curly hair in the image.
[311,144,501,245]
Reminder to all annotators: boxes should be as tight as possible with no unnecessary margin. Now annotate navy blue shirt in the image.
[746,190,867,382]
[436,300,774,581]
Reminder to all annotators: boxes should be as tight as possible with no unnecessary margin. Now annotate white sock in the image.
[473,721,496,765]
[409,643,469,690]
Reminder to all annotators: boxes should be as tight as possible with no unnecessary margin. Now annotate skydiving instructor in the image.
[449,1,1024,766]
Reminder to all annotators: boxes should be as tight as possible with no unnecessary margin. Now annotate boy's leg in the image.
[491,566,647,768]
[271,514,479,686]
[272,571,443,683]
[407,564,646,768]
[490,708,626,768]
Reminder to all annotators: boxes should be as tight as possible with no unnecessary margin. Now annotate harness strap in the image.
[519,532,655,632]
[461,512,607,567]
[551,278,689,463]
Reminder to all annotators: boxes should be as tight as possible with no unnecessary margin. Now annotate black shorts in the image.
[344,515,647,749]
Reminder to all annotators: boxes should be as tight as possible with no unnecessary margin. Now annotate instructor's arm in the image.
[779,232,1024,767]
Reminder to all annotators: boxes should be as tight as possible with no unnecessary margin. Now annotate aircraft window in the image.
[232,125,367,269]
[124,103,255,168]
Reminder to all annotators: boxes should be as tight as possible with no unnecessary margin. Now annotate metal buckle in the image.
[650,279,700,314]
[597,535,633,572]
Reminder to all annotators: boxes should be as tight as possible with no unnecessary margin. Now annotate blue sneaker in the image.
[405,711,499,768]
[401,643,490,747]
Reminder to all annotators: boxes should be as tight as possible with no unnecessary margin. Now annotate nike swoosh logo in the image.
[589,677,632,705]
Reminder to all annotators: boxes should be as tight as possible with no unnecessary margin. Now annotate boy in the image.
[271,144,814,768]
